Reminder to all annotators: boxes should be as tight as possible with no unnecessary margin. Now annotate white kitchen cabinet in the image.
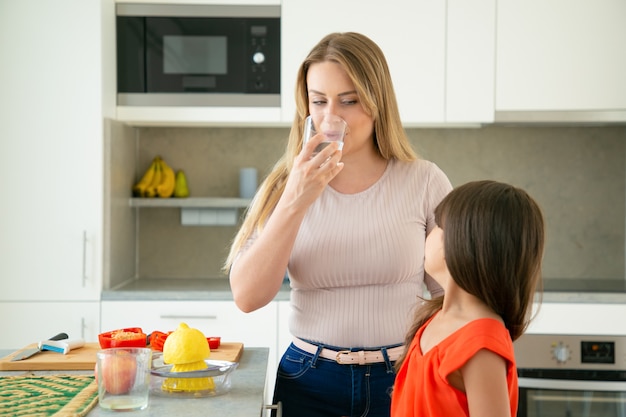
[446,0,496,124]
[281,0,446,125]
[101,300,277,347]
[0,302,100,350]
[0,0,115,353]
[496,0,626,120]
[281,0,495,126]
[0,0,115,302]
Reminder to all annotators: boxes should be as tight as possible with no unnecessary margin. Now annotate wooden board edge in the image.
[0,342,244,371]
[210,342,244,362]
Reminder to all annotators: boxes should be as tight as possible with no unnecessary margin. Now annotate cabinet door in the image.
[281,0,446,125]
[101,300,277,350]
[446,0,496,123]
[0,0,107,301]
[496,0,626,112]
[0,302,100,350]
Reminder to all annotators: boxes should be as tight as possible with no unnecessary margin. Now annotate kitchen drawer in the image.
[100,300,277,349]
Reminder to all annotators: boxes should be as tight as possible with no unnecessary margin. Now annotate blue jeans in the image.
[272,342,397,417]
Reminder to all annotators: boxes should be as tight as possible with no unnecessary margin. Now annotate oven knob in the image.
[253,52,265,65]
[552,344,570,363]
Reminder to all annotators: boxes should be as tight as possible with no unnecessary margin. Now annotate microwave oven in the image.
[116,4,280,107]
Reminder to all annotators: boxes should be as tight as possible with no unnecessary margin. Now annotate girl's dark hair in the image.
[396,180,545,368]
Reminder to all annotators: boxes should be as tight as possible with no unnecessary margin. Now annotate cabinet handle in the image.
[265,402,282,417]
[82,230,87,287]
[81,317,86,339]
[159,315,218,320]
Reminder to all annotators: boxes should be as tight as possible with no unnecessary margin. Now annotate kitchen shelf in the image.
[129,197,252,208]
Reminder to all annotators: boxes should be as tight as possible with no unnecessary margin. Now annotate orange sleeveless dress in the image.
[391,316,518,417]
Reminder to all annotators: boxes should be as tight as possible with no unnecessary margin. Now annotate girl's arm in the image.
[462,349,512,417]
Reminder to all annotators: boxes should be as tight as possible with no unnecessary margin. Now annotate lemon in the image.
[162,322,214,393]
[163,322,210,365]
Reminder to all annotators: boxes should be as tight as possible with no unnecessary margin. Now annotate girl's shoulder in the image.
[439,318,513,358]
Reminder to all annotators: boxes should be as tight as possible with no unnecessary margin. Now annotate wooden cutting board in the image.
[0,342,244,371]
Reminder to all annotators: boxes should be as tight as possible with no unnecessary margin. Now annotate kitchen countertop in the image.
[0,347,270,417]
[102,278,291,301]
[102,277,626,304]
[537,278,626,304]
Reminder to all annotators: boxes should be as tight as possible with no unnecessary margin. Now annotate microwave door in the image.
[145,17,246,93]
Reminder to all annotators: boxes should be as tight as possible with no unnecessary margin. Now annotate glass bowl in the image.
[150,353,238,398]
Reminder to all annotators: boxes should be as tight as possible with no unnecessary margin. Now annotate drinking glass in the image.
[303,114,347,155]
[97,347,152,411]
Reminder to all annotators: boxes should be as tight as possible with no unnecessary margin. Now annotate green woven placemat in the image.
[0,374,98,417]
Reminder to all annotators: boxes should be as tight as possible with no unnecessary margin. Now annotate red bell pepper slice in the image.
[98,327,147,349]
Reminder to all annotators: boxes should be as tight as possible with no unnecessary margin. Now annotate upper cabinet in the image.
[446,0,496,124]
[281,0,495,126]
[281,1,447,125]
[495,0,626,123]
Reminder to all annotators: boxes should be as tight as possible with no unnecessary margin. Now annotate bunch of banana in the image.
[133,156,177,198]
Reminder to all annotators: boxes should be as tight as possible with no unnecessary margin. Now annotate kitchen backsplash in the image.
[106,122,626,288]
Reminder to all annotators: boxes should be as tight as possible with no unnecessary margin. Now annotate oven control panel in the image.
[581,340,615,364]
[514,334,626,370]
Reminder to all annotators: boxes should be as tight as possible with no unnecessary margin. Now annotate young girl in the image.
[391,180,545,417]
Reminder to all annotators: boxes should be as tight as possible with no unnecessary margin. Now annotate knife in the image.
[10,332,69,361]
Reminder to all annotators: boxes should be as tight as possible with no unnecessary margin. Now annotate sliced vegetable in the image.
[149,331,171,352]
[207,337,221,349]
[146,330,220,351]
[99,327,147,349]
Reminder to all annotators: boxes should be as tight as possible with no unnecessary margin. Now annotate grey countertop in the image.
[102,278,291,302]
[102,277,626,304]
[0,348,270,417]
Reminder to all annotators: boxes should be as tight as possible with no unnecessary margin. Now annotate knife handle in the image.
[40,338,85,354]
[49,333,69,341]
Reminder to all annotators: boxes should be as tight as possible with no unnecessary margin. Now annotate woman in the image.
[224,32,452,417]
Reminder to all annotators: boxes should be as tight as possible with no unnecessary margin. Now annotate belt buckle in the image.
[335,350,352,364]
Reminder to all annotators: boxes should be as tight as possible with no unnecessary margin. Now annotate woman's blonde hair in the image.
[223,32,416,271]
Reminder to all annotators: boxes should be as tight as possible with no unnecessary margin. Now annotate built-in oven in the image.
[116,3,280,107]
[514,334,626,417]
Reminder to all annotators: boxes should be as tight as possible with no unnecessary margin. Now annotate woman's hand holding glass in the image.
[279,115,346,211]
[302,114,346,171]
[303,114,347,154]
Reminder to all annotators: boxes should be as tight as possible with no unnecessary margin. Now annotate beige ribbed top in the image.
[287,158,452,348]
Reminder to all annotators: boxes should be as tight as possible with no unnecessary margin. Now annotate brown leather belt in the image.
[293,338,404,365]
